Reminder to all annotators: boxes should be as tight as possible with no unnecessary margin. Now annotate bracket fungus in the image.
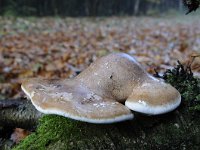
[21,53,181,123]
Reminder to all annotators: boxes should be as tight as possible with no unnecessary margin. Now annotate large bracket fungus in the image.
[21,53,181,123]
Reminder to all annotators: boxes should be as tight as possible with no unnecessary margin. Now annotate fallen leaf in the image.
[10,128,31,144]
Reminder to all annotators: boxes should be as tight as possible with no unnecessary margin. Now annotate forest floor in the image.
[0,15,200,149]
[0,15,200,100]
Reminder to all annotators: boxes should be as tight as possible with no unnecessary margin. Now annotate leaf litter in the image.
[0,16,200,99]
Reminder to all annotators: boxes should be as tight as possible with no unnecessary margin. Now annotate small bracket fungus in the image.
[21,53,181,123]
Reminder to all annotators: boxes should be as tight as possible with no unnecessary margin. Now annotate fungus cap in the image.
[21,78,133,124]
[21,52,181,123]
[125,78,181,115]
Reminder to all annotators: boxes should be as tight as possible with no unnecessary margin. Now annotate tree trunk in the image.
[0,99,200,150]
[134,0,140,15]
[179,0,183,12]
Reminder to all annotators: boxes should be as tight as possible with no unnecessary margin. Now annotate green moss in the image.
[12,115,119,150]
[157,60,200,111]
[13,115,81,150]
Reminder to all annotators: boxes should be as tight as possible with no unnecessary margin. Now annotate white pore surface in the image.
[21,85,134,124]
[125,95,181,115]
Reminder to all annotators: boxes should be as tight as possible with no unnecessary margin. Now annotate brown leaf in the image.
[10,128,31,144]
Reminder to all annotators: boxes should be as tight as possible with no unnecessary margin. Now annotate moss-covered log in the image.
[0,98,200,150]
[10,102,200,150]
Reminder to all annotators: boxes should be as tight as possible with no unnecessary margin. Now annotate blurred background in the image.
[0,0,200,100]
[0,0,185,16]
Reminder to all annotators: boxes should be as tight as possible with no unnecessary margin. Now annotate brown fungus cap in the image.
[125,77,181,115]
[21,78,133,123]
[21,53,181,123]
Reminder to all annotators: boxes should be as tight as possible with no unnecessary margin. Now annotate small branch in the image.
[183,0,200,14]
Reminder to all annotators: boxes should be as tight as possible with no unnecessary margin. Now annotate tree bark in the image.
[0,99,42,129]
